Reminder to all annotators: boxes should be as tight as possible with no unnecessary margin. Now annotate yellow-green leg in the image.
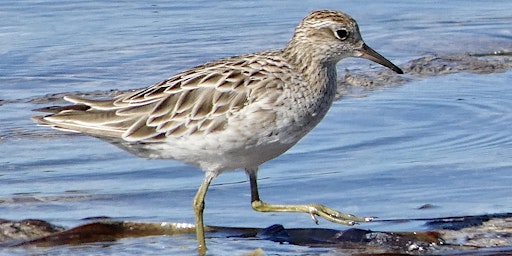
[193,171,217,255]
[246,167,372,225]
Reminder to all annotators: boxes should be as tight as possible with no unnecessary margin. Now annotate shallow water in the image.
[1,0,512,255]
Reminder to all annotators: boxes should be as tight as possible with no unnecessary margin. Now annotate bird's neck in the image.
[283,39,337,84]
[282,41,338,96]
[282,41,339,125]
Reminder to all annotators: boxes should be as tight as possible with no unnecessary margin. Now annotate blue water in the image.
[1,0,512,255]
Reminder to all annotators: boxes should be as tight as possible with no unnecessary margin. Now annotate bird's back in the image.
[33,50,334,170]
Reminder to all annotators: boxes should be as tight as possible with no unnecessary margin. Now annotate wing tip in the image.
[31,115,47,125]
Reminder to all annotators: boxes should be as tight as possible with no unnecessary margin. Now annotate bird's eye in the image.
[335,29,349,40]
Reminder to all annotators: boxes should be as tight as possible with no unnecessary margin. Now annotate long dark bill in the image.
[358,43,404,74]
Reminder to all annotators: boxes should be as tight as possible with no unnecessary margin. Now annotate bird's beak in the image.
[356,43,403,74]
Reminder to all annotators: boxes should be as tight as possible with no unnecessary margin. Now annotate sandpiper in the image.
[33,10,403,253]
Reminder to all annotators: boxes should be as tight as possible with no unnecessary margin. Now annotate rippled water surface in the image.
[1,0,512,255]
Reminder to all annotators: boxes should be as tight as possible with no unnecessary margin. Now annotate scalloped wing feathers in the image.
[39,51,292,142]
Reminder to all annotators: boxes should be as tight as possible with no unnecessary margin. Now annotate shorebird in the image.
[33,10,403,253]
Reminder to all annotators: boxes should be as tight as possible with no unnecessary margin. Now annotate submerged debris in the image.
[0,219,64,247]
[336,52,512,98]
[2,213,512,254]
[403,54,512,76]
